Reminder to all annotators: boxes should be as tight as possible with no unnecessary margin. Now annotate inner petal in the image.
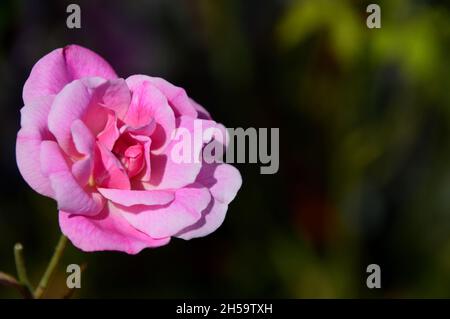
[122,144,145,178]
[113,133,148,179]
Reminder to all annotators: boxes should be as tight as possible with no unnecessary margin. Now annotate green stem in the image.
[34,235,68,299]
[14,243,33,295]
[0,271,33,299]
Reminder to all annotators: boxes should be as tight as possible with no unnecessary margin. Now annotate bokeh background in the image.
[1,0,450,298]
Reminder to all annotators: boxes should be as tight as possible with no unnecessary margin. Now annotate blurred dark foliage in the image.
[1,0,450,298]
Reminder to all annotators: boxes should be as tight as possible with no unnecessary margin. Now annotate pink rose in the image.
[16,45,241,254]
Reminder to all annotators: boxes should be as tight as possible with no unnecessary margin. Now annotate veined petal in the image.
[40,141,104,216]
[59,203,170,254]
[93,143,131,190]
[97,188,174,207]
[125,77,176,152]
[16,96,55,197]
[176,163,242,239]
[23,45,117,104]
[119,185,210,239]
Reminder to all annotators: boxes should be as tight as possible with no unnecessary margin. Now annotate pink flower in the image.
[16,45,241,254]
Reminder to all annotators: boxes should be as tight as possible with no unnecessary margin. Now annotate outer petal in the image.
[197,163,242,205]
[59,203,170,254]
[119,186,210,239]
[23,45,117,104]
[176,200,228,240]
[97,188,174,207]
[16,96,55,197]
[143,116,220,190]
[176,163,242,240]
[40,141,104,216]
[143,116,226,189]
[127,75,197,118]
[190,98,211,120]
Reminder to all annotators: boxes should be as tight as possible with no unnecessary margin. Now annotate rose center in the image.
[113,135,145,178]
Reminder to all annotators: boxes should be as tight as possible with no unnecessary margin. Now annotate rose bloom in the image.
[16,45,241,254]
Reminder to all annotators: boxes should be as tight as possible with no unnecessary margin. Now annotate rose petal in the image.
[48,78,130,157]
[176,163,242,239]
[71,119,95,156]
[47,80,98,156]
[59,203,170,254]
[190,98,211,120]
[97,111,120,150]
[143,116,222,190]
[93,143,131,190]
[197,163,242,204]
[97,188,174,207]
[40,141,104,215]
[95,78,131,120]
[176,199,228,240]
[70,120,95,185]
[128,133,152,181]
[16,96,55,197]
[23,45,117,104]
[126,74,196,117]
[72,157,92,187]
[125,77,176,152]
[119,185,210,239]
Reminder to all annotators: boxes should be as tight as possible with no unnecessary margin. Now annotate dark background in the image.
[2,0,450,298]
